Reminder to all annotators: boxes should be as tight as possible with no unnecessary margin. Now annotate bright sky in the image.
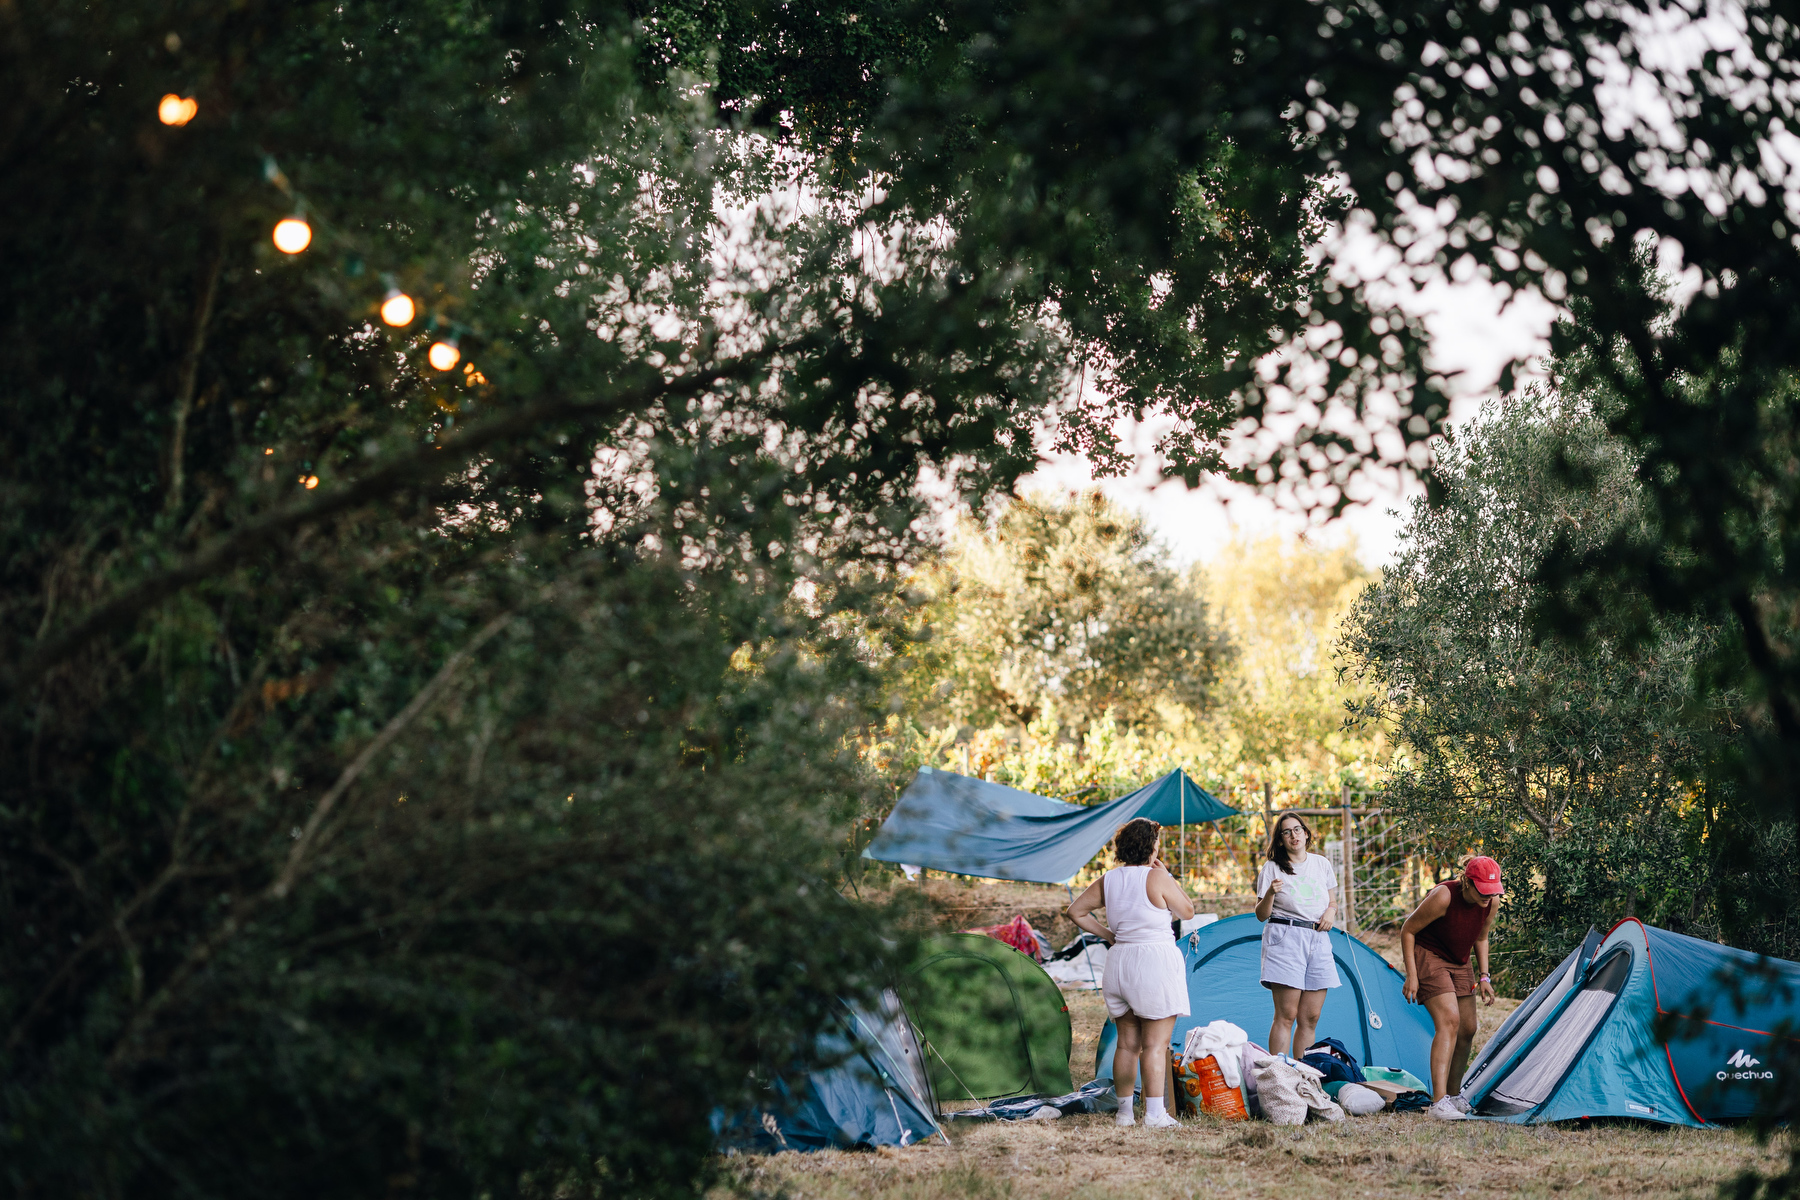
[1020,267,1559,571]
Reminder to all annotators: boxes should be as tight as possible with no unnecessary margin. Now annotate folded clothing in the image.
[1180,1019,1250,1088]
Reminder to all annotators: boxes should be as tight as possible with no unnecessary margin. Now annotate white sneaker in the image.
[1447,1094,1472,1113]
[1428,1095,1469,1121]
[1115,1105,1136,1127]
[1143,1111,1180,1129]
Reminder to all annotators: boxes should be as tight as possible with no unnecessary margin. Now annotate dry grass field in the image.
[717,879,1786,1200]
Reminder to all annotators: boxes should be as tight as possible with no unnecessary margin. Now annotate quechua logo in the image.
[1718,1049,1774,1082]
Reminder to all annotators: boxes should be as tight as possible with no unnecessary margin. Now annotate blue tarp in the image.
[863,768,1237,884]
[1093,914,1435,1086]
[1467,919,1799,1125]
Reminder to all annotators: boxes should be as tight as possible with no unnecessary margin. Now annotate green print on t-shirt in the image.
[1286,874,1326,909]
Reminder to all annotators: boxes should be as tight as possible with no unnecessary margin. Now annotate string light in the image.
[263,448,274,455]
[427,339,461,371]
[272,217,312,254]
[463,362,488,386]
[379,290,416,327]
[158,94,198,126]
[303,475,320,490]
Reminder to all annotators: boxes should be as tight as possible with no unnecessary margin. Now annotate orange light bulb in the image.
[379,291,416,327]
[272,217,312,254]
[427,340,461,371]
[158,94,198,126]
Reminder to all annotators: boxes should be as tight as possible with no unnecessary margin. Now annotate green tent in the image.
[901,933,1074,1103]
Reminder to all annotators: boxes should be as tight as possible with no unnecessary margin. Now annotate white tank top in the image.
[1103,865,1173,945]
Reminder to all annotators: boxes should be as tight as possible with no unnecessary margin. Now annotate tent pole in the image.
[1179,771,1186,881]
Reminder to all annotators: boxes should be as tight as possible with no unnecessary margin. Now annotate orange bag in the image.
[1175,1053,1249,1120]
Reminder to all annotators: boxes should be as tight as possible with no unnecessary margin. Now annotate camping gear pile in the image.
[1097,914,1437,1093]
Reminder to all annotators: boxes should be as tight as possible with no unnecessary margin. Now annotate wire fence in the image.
[1088,782,1465,932]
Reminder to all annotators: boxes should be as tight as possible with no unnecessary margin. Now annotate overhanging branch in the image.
[5,350,776,697]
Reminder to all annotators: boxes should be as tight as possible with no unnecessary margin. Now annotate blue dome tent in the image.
[713,990,944,1152]
[1094,914,1435,1085]
[1464,919,1799,1126]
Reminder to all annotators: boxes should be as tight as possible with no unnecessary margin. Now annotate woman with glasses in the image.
[1253,813,1341,1056]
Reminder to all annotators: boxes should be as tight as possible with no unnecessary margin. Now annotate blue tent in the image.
[1464,919,1800,1125]
[714,990,944,1152]
[863,768,1237,884]
[1093,914,1435,1086]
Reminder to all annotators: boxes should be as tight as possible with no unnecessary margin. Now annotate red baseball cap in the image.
[1464,856,1504,896]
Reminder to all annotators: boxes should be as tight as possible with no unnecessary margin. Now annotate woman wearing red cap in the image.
[1399,855,1503,1119]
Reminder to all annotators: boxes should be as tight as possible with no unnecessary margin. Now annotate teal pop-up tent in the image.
[863,767,1236,884]
[1093,914,1435,1085]
[1465,919,1800,1125]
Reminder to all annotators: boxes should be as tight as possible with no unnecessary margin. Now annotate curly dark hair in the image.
[1113,818,1161,866]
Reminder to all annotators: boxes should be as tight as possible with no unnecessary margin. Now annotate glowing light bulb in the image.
[463,362,488,386]
[380,291,415,327]
[303,475,320,490]
[272,217,312,254]
[427,340,461,371]
[263,447,274,455]
[157,94,198,126]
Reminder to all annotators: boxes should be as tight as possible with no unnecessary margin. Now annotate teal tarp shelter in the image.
[1465,919,1800,1125]
[1093,914,1435,1085]
[713,990,943,1152]
[863,768,1236,884]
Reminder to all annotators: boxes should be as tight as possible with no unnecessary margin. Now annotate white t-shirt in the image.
[1255,853,1338,923]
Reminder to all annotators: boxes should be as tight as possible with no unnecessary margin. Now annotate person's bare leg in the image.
[1294,989,1327,1053]
[1138,1016,1178,1100]
[1114,1014,1144,1119]
[1423,991,1461,1100]
[1448,995,1479,1094]
[1268,985,1301,1055]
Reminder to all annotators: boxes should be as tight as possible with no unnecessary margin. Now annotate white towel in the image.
[1181,1019,1249,1087]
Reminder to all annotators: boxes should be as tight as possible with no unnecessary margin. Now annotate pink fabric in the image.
[968,915,1044,961]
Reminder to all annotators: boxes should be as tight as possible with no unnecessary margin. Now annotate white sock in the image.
[1145,1096,1167,1119]
[1116,1093,1135,1124]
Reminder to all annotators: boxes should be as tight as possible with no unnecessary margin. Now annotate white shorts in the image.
[1259,922,1341,992]
[1102,939,1190,1020]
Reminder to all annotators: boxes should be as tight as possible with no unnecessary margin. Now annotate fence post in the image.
[1340,783,1356,935]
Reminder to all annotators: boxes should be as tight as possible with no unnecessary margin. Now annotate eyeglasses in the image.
[1279,827,1306,839]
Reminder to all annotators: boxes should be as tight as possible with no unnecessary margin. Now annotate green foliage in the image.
[1339,390,1733,987]
[904,492,1228,734]
[1195,537,1382,780]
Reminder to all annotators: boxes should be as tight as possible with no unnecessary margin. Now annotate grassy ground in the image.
[720,1113,1784,1200]
[719,878,1783,1199]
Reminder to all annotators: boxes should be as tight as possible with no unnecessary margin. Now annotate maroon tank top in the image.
[1414,885,1490,965]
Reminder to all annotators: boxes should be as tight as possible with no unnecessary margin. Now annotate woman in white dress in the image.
[1253,812,1342,1055]
[1067,818,1195,1129]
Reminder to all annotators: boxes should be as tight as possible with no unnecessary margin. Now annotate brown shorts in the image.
[1415,946,1474,1001]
